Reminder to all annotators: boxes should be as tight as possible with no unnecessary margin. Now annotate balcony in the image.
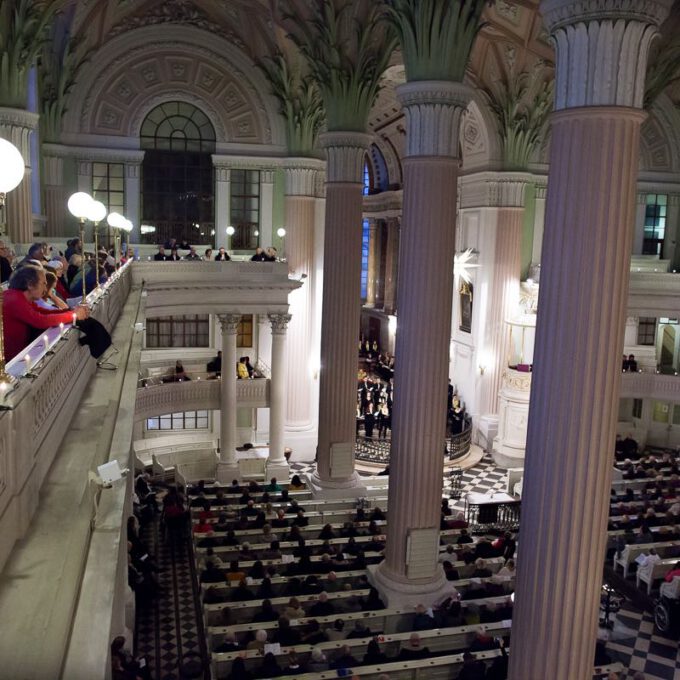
[620,369,680,401]
[134,376,270,421]
[130,260,301,318]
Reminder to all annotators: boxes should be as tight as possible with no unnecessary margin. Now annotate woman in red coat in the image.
[2,266,89,362]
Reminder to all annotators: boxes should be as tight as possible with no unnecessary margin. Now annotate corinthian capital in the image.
[217,314,241,334]
[268,313,292,334]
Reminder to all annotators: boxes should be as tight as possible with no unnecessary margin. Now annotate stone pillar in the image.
[260,170,275,250]
[479,178,529,417]
[383,218,400,315]
[310,131,372,496]
[0,108,38,243]
[124,161,142,245]
[267,313,292,481]
[284,161,324,432]
[255,315,273,441]
[216,314,241,483]
[508,2,671,679]
[365,219,379,308]
[213,163,230,249]
[372,81,470,605]
[42,153,66,237]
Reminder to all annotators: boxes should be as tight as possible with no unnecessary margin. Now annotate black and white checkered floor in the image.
[134,455,679,680]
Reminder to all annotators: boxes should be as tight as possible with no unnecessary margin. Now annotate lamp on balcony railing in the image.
[68,192,95,304]
[226,225,235,252]
[0,138,26,390]
[277,227,286,261]
[86,200,107,290]
[120,218,133,262]
[107,212,125,268]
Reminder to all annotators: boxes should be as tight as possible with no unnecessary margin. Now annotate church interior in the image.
[1,0,680,678]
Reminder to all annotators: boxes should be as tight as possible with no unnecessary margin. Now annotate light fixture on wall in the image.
[226,225,235,251]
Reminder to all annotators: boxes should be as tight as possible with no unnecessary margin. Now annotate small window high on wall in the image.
[146,315,210,348]
[146,410,209,431]
[643,194,667,256]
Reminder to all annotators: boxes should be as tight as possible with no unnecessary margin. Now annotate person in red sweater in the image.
[3,266,89,362]
[664,561,680,582]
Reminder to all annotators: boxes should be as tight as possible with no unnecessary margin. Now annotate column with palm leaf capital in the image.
[274,0,396,495]
[372,0,487,606]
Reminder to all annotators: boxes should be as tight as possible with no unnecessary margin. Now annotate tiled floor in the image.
[135,456,680,680]
[135,514,209,680]
[603,604,680,679]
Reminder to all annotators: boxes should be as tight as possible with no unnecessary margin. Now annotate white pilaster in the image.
[267,313,291,482]
[217,314,241,483]
[214,164,231,249]
[260,169,275,250]
[124,161,142,245]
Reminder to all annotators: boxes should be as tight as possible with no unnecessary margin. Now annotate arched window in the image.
[140,102,216,245]
[363,158,372,196]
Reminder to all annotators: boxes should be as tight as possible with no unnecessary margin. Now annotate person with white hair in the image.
[308,647,329,672]
[246,629,267,653]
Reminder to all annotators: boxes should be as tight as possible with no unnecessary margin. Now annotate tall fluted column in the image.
[383,218,400,315]
[509,1,671,678]
[373,82,470,604]
[0,108,38,243]
[365,219,379,308]
[284,161,324,433]
[478,176,530,418]
[311,132,371,496]
[267,313,292,482]
[216,314,241,483]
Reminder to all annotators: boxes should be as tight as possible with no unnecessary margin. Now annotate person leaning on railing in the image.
[2,265,89,362]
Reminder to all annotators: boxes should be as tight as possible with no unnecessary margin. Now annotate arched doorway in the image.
[140,101,216,245]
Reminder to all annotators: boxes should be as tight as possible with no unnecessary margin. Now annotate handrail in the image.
[355,419,473,465]
[137,372,268,388]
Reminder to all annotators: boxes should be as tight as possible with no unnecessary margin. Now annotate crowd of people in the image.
[356,368,468,440]
[152,238,279,262]
[1,240,116,365]
[186,476,515,680]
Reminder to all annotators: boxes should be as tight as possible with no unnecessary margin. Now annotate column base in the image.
[265,461,290,484]
[215,461,241,485]
[307,469,368,499]
[491,438,526,469]
[368,562,454,609]
[282,427,318,462]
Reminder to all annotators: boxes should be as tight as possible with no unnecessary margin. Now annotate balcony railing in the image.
[134,376,270,421]
[355,419,473,466]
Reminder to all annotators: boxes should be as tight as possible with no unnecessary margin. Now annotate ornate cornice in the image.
[269,313,292,334]
[217,314,241,334]
[319,132,372,184]
[396,81,472,158]
[542,0,672,109]
[0,108,40,129]
[43,143,145,165]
